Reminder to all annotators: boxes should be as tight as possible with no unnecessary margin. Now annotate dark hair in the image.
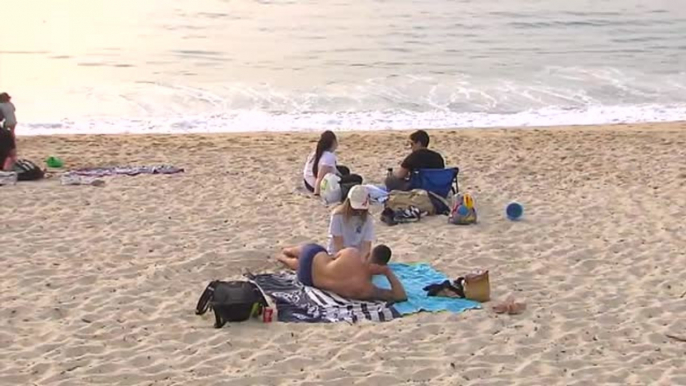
[410,130,430,147]
[371,244,392,265]
[0,93,9,103]
[312,130,337,177]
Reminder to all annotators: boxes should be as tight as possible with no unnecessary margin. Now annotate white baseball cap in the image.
[348,185,370,210]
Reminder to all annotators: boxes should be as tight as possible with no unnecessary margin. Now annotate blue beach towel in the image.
[373,263,481,315]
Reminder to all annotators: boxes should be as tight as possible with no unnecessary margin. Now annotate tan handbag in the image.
[386,189,435,215]
[458,270,490,302]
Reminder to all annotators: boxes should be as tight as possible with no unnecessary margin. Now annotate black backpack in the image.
[195,280,268,328]
[13,159,45,181]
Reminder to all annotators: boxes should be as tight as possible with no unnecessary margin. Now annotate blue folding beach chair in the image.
[408,167,459,198]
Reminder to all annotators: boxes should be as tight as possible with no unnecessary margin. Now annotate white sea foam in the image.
[17,69,686,135]
[21,104,686,135]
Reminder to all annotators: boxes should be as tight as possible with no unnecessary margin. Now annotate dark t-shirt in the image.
[401,148,445,171]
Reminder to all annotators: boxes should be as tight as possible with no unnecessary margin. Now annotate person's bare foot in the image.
[282,248,299,258]
[274,253,297,270]
[275,254,287,264]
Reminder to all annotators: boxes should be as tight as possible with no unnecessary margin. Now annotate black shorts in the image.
[0,129,16,163]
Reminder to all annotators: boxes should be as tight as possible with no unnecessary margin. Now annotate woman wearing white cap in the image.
[327,185,375,260]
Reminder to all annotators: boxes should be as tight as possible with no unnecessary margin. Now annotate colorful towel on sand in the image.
[373,263,481,315]
[66,165,184,178]
[249,272,399,323]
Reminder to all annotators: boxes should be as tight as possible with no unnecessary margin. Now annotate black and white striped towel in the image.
[249,272,399,323]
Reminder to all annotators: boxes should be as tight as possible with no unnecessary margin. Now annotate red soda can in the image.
[262,307,273,323]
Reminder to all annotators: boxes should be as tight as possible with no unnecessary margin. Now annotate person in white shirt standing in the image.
[0,92,17,171]
[302,130,362,196]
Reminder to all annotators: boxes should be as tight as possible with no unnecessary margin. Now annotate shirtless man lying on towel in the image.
[276,243,407,303]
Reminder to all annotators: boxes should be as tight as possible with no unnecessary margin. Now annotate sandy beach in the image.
[1,122,686,386]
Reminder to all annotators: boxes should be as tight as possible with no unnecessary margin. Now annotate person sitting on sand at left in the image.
[303,130,363,196]
[328,185,375,259]
[276,243,406,302]
[0,92,17,171]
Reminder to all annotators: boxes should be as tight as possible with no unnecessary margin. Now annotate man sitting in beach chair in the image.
[275,244,406,302]
[385,130,446,192]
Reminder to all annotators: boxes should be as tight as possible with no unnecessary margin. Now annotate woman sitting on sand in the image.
[327,185,375,260]
[303,130,362,195]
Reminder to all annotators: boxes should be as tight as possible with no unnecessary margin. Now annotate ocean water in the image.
[1,0,685,135]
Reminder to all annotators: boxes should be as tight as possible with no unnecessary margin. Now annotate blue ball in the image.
[457,205,469,216]
[506,202,523,220]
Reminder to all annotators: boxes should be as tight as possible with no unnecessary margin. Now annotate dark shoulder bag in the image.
[195,280,268,328]
[13,159,45,181]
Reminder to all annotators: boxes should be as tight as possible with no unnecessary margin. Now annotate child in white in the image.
[327,185,375,260]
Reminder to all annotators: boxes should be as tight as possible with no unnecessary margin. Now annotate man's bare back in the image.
[276,244,407,302]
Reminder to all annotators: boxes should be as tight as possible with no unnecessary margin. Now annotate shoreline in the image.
[14,120,686,140]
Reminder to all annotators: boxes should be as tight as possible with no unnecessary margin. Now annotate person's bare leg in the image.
[3,128,17,171]
[2,156,13,171]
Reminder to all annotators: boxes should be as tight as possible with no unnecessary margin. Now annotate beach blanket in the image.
[249,272,399,323]
[373,263,481,315]
[66,165,184,178]
[363,184,389,205]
